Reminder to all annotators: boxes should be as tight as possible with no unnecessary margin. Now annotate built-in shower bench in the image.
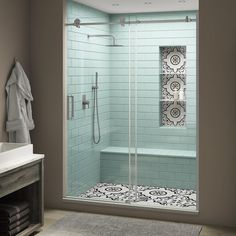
[101,147,196,159]
[100,147,196,190]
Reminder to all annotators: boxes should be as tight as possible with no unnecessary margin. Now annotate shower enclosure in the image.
[65,0,198,211]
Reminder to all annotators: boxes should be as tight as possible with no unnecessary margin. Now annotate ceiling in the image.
[74,0,199,14]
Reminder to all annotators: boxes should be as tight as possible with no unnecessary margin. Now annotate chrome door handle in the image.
[67,95,74,120]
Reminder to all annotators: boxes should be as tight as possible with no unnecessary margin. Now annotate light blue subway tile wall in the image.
[67,0,111,196]
[109,12,197,151]
[100,151,197,190]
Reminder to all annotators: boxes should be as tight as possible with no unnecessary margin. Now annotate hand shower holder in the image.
[92,85,98,90]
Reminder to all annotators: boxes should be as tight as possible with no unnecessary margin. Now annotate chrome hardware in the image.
[82,95,90,109]
[67,95,74,120]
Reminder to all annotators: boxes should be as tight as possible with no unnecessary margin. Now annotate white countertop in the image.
[0,154,44,175]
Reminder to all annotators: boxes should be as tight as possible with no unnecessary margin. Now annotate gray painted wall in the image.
[30,0,65,210]
[0,0,30,141]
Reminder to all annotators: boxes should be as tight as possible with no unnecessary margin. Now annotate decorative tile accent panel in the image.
[161,46,186,74]
[161,101,186,127]
[161,74,186,100]
[160,46,187,127]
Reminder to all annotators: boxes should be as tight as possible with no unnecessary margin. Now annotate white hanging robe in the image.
[5,61,34,143]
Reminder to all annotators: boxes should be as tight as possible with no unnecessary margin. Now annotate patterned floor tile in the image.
[78,183,196,210]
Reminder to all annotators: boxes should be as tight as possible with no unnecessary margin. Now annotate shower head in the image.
[106,35,124,47]
[106,44,124,47]
[87,34,124,47]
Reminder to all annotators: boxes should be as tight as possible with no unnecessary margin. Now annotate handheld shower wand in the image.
[92,72,99,89]
[92,72,101,144]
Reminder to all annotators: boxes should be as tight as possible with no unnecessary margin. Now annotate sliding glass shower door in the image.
[133,13,197,209]
[65,3,139,203]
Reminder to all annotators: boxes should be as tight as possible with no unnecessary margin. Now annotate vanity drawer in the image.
[0,163,40,198]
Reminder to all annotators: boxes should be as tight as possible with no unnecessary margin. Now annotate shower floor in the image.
[78,183,197,210]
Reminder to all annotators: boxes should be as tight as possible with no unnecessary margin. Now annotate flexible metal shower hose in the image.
[92,86,101,144]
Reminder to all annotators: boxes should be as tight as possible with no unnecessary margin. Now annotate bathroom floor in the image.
[40,209,236,236]
[79,183,196,210]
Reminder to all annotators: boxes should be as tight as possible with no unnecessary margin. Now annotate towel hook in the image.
[14,57,18,63]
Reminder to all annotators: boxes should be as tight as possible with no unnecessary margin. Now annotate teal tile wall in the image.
[67,1,111,196]
[109,12,197,151]
[101,151,197,190]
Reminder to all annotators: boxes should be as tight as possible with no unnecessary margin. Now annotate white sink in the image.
[0,142,33,166]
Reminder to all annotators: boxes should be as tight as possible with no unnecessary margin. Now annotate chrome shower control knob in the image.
[82,95,90,109]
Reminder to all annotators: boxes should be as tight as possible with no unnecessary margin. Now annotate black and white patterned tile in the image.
[160,46,187,127]
[79,183,196,210]
[161,101,186,127]
[161,74,186,100]
[160,46,186,74]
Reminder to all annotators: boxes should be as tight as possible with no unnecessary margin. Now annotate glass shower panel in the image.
[134,12,197,209]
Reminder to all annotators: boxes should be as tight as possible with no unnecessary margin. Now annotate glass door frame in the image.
[62,10,200,214]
